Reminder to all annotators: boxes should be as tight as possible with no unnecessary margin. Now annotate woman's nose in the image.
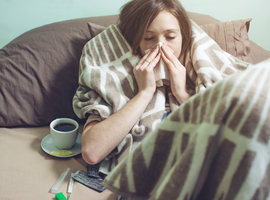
[157,38,167,47]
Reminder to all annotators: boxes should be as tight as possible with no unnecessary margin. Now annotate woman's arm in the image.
[82,91,153,165]
[81,46,161,165]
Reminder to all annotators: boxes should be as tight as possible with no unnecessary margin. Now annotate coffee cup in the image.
[50,118,79,150]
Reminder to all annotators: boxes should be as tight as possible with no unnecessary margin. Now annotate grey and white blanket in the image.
[102,58,270,200]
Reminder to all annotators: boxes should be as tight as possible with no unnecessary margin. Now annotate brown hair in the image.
[118,0,191,57]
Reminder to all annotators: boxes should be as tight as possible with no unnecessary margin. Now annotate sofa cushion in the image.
[201,19,253,63]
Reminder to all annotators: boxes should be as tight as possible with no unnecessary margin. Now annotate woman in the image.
[80,0,192,166]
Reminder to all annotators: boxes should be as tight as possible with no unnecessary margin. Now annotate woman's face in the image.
[139,10,182,58]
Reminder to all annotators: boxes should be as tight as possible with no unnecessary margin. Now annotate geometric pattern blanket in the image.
[73,20,251,148]
[103,58,270,200]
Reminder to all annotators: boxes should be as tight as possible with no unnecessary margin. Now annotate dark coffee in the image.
[54,123,76,132]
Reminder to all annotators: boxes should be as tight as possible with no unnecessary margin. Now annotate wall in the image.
[0,0,127,48]
[181,0,270,51]
[1,0,269,51]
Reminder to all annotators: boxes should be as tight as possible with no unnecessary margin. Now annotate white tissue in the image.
[145,42,170,87]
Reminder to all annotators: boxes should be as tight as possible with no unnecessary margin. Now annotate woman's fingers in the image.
[149,52,162,70]
[161,44,180,69]
[133,46,162,94]
[137,50,151,67]
[136,46,160,70]
[160,44,190,103]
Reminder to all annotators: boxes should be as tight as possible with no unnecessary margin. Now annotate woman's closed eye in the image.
[144,37,154,41]
[144,38,154,41]
[166,36,176,40]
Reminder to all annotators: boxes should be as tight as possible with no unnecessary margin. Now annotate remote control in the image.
[72,170,106,193]
[87,163,101,178]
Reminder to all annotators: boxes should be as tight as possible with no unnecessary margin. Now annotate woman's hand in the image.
[133,46,161,95]
[161,44,190,104]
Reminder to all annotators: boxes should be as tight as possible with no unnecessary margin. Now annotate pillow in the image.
[187,12,269,64]
[201,19,253,63]
[0,18,93,127]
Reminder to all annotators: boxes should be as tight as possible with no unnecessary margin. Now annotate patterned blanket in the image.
[103,58,270,200]
[73,21,251,146]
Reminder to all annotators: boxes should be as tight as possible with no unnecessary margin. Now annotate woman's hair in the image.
[118,0,191,57]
